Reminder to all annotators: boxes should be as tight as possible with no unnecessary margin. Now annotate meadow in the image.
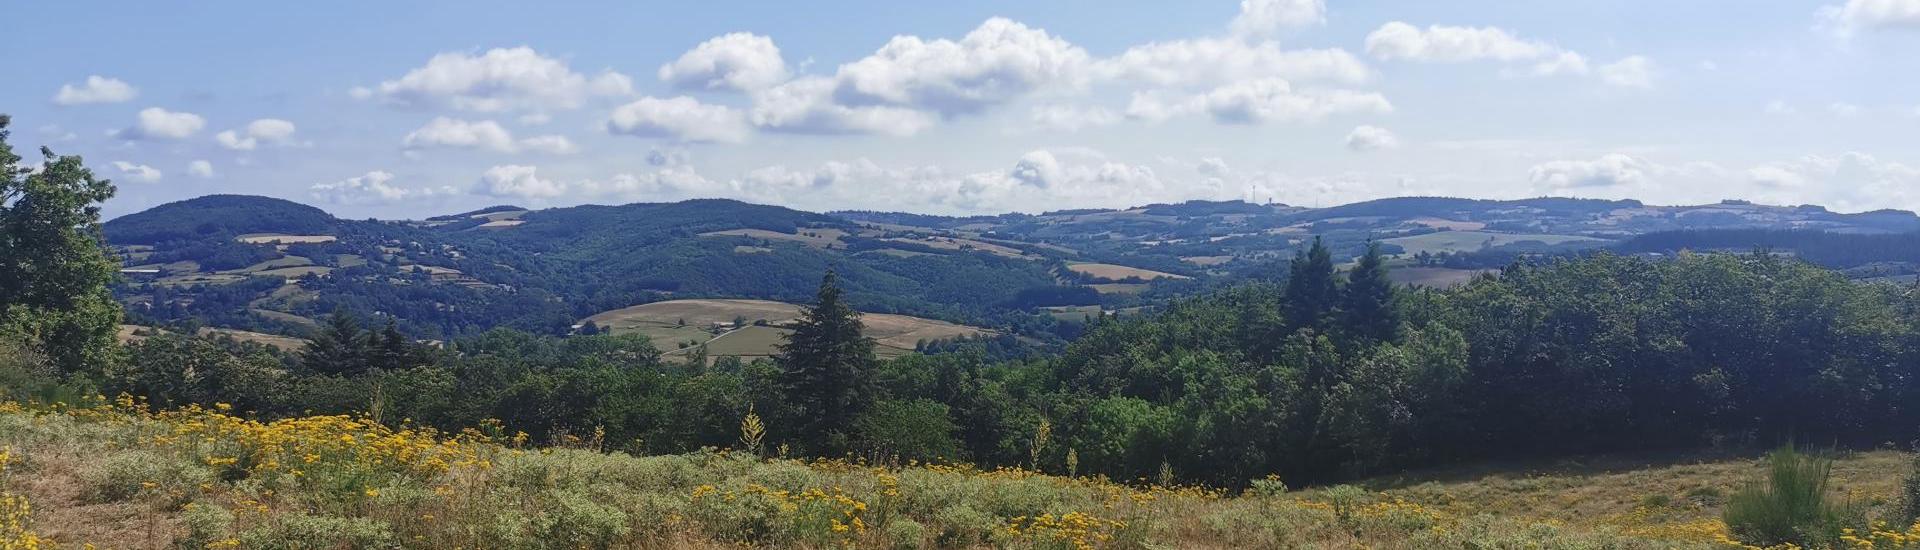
[584,299,991,359]
[3,398,1915,549]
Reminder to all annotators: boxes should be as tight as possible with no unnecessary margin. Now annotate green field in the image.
[1384,230,1607,255]
[586,299,991,360]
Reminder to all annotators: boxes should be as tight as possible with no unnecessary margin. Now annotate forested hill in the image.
[103,194,340,244]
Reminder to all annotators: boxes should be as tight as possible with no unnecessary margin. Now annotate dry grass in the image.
[590,300,991,360]
[3,401,1913,549]
[700,228,846,249]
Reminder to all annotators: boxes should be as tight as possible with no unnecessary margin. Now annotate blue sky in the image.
[6,0,1919,219]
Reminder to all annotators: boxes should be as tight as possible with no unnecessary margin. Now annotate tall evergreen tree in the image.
[302,311,370,376]
[777,270,876,454]
[0,114,122,376]
[1341,241,1399,342]
[1283,236,1340,332]
[370,317,412,371]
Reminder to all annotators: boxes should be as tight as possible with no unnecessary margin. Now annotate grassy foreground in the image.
[0,399,1916,549]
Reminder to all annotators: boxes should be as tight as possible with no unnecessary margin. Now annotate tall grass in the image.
[1723,445,1860,547]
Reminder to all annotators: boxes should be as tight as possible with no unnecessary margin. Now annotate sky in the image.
[6,0,1920,220]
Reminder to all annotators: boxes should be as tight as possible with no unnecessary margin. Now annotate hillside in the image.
[0,400,1910,549]
[104,194,1920,347]
[582,298,994,358]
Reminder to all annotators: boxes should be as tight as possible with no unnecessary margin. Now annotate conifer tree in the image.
[370,317,411,371]
[1341,241,1399,342]
[776,270,876,453]
[302,310,369,375]
[1283,236,1340,332]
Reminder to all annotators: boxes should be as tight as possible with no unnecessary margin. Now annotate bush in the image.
[1900,449,1920,524]
[79,449,214,504]
[1723,446,1860,547]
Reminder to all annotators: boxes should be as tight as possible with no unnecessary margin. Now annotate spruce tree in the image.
[370,317,411,371]
[1283,237,1340,332]
[302,311,370,376]
[0,114,122,376]
[1341,241,1399,342]
[777,271,876,454]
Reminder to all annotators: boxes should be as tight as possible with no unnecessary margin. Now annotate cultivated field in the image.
[234,234,336,244]
[700,228,847,249]
[1384,230,1606,255]
[882,236,1033,259]
[1067,263,1189,282]
[115,325,309,351]
[583,299,992,359]
[1180,255,1234,267]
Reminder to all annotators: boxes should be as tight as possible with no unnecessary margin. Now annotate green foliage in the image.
[1723,446,1860,547]
[100,194,336,245]
[1283,236,1340,331]
[1899,450,1920,524]
[778,271,877,454]
[0,114,122,376]
[853,398,960,463]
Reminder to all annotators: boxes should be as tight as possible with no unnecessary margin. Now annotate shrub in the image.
[78,449,214,504]
[236,512,394,550]
[1723,446,1860,547]
[1248,475,1289,498]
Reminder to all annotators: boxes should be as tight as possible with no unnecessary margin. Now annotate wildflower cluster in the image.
[1838,521,1920,549]
[0,450,50,550]
[688,482,873,543]
[1002,511,1126,550]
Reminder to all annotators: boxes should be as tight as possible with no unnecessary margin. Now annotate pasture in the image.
[1384,230,1606,256]
[584,299,992,360]
[1066,262,1190,281]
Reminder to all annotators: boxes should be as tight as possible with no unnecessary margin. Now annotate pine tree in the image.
[1340,241,1399,342]
[302,311,370,376]
[1283,237,1340,332]
[776,270,876,454]
[370,317,411,371]
[0,114,122,376]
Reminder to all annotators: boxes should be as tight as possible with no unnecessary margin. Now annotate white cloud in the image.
[517,113,552,125]
[1828,102,1863,117]
[309,170,451,204]
[216,118,298,150]
[1766,100,1798,115]
[1196,157,1232,176]
[748,77,935,136]
[606,96,752,143]
[476,165,568,199]
[1820,0,1920,33]
[52,76,137,105]
[111,161,162,182]
[187,160,214,178]
[1128,78,1392,124]
[403,117,576,154]
[1597,56,1655,89]
[116,107,205,140]
[516,135,578,155]
[1029,104,1121,131]
[659,32,790,92]
[362,47,633,112]
[1229,0,1326,37]
[404,117,516,152]
[1365,22,1555,62]
[831,17,1092,115]
[1528,51,1591,76]
[1097,40,1371,88]
[1745,152,1920,211]
[1529,153,1652,189]
[1345,125,1400,151]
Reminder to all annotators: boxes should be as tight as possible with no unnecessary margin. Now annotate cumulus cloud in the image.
[403,117,578,154]
[1745,152,1920,211]
[1529,153,1654,189]
[1345,125,1400,151]
[748,77,935,136]
[1365,22,1555,62]
[1366,22,1652,88]
[1828,102,1863,117]
[115,107,205,140]
[831,18,1091,115]
[607,96,752,143]
[216,118,298,150]
[1229,0,1326,37]
[1128,78,1392,124]
[310,170,452,204]
[187,160,214,178]
[1597,56,1655,89]
[659,32,790,91]
[52,76,137,105]
[1097,40,1371,88]
[476,165,568,199]
[1819,0,1920,33]
[360,47,633,112]
[111,161,162,182]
